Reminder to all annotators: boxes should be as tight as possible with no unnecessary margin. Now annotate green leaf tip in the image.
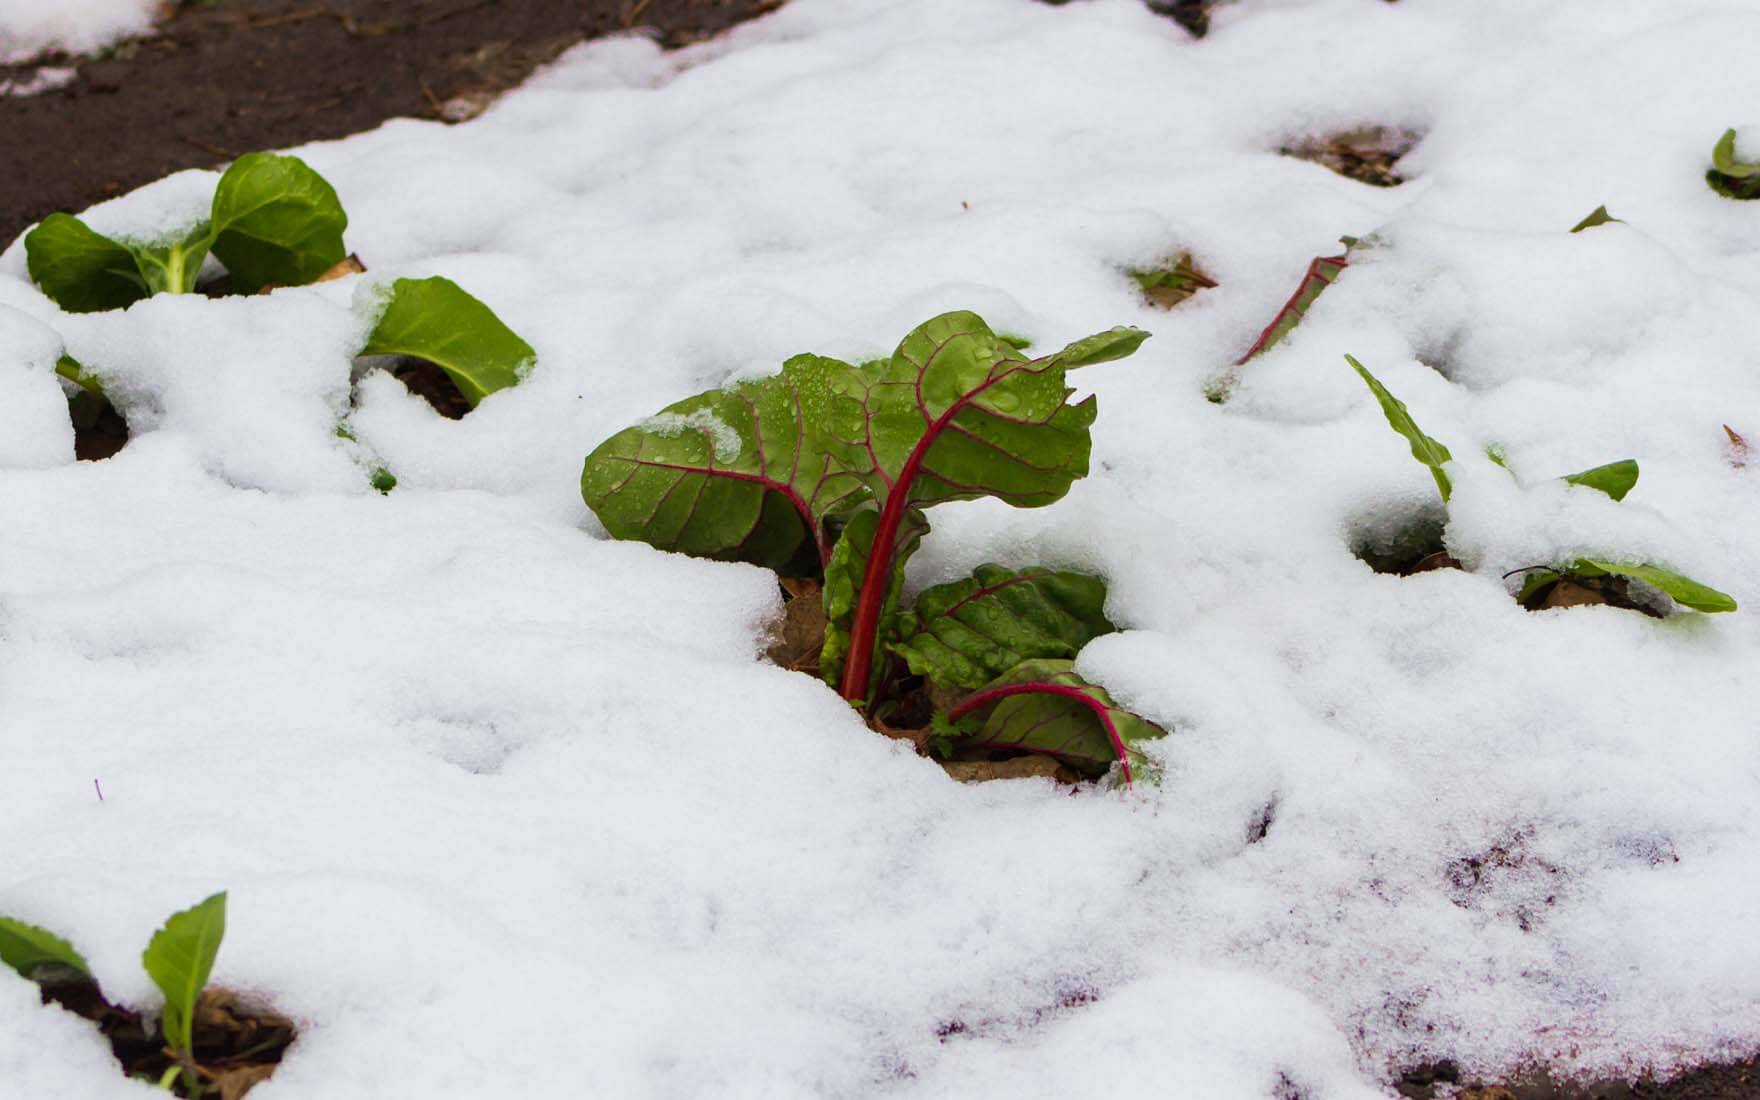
[1345,354,1453,504]
[0,916,92,982]
[1562,459,1639,501]
[1569,205,1621,233]
[1572,559,1737,613]
[362,277,537,408]
[142,892,227,1054]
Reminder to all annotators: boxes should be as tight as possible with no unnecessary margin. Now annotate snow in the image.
[3,0,1760,1096]
[0,0,156,62]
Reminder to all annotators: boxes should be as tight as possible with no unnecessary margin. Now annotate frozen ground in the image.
[3,0,1760,1096]
[0,0,157,62]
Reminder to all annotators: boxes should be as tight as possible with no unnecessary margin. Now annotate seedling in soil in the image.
[1706,128,1760,200]
[1128,254,1216,310]
[1345,354,1736,614]
[0,892,294,1099]
[26,153,349,310]
[583,310,1167,784]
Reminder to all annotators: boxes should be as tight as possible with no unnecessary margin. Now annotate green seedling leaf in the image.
[583,353,872,572]
[1708,129,1760,200]
[362,277,537,408]
[1571,559,1737,613]
[891,565,1115,693]
[209,153,348,291]
[1712,129,1760,179]
[1569,205,1620,232]
[1345,354,1454,503]
[0,916,92,982]
[820,312,1147,701]
[24,214,151,313]
[1562,459,1639,501]
[820,506,927,693]
[1129,253,1216,310]
[942,659,1166,784]
[1515,568,1564,606]
[142,892,226,1055]
[1486,443,1511,471]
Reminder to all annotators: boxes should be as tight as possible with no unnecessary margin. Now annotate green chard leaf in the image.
[209,153,348,291]
[891,565,1114,693]
[583,354,872,573]
[0,916,92,983]
[820,312,1147,702]
[820,506,927,692]
[942,659,1166,784]
[362,277,537,408]
[24,214,152,313]
[142,892,227,1054]
[1345,354,1454,503]
[1562,459,1639,501]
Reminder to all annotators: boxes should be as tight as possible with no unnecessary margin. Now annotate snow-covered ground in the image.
[0,0,157,62]
[3,0,1760,1096]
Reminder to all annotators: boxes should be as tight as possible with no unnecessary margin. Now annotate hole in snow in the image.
[68,388,129,462]
[32,976,295,1099]
[1281,127,1422,188]
[1348,508,1459,577]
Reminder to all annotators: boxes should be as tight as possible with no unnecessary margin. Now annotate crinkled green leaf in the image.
[0,916,91,982]
[362,277,537,408]
[1569,205,1620,233]
[583,354,872,573]
[891,565,1114,692]
[209,153,348,291]
[818,312,1146,702]
[141,892,226,1055]
[821,312,1144,513]
[943,658,1166,784]
[820,507,926,692]
[1562,459,1638,501]
[1346,354,1454,503]
[1571,559,1737,613]
[24,214,151,313]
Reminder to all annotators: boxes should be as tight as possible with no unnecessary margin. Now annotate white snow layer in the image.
[0,0,156,62]
[3,0,1760,1096]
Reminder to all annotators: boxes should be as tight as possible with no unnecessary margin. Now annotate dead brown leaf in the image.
[1726,423,1749,468]
[764,578,826,674]
[1281,126,1419,187]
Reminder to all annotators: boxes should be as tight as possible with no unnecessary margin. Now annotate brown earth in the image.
[0,0,785,248]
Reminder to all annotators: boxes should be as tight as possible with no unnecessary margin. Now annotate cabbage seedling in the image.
[1707,128,1760,200]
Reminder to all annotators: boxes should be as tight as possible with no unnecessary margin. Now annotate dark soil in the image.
[1398,1055,1760,1100]
[35,972,294,1098]
[0,0,786,248]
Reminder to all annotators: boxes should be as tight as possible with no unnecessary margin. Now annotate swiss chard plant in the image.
[0,892,283,1098]
[582,311,1167,784]
[1346,354,1737,614]
[1707,128,1760,200]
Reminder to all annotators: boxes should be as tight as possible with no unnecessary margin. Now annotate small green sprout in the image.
[1707,128,1760,200]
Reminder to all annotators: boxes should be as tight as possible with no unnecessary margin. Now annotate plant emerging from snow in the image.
[582,310,1167,784]
[1707,128,1760,200]
[1345,354,1737,614]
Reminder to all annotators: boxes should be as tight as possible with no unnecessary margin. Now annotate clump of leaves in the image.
[0,892,293,1098]
[1345,354,1736,614]
[582,311,1167,784]
[1128,254,1216,310]
[1707,128,1760,200]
